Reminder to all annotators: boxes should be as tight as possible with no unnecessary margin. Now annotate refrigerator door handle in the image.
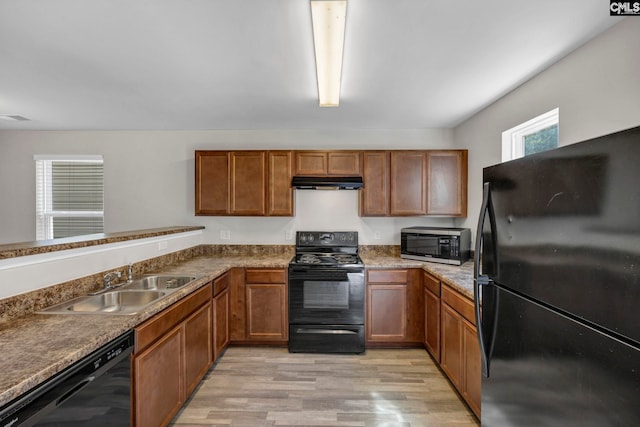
[474,181,497,378]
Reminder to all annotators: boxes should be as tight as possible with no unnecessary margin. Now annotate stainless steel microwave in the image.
[400,227,471,265]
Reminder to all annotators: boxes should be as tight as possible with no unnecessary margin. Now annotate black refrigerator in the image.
[474,126,640,426]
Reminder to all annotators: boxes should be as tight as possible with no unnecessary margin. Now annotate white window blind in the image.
[35,155,104,240]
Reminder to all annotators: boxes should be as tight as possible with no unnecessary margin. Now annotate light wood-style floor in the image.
[170,347,479,427]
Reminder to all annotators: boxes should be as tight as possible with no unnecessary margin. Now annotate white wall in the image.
[453,18,640,237]
[0,129,455,245]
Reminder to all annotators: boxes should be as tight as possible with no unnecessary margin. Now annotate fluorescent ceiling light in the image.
[311,0,347,107]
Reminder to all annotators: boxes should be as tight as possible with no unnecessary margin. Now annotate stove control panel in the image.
[296,231,358,247]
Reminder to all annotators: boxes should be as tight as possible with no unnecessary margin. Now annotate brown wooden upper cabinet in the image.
[360,150,467,217]
[426,151,468,217]
[195,151,229,215]
[267,151,294,216]
[359,151,389,216]
[196,149,465,217]
[294,151,361,176]
[390,151,428,215]
[230,151,267,215]
[195,150,294,216]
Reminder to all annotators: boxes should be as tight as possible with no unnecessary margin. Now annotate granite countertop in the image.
[0,252,473,408]
[0,226,205,259]
[362,254,474,298]
[0,253,291,408]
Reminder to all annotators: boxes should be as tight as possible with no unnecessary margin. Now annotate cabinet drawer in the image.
[135,283,212,352]
[423,272,441,296]
[213,272,230,296]
[367,269,408,284]
[441,285,475,325]
[245,269,286,284]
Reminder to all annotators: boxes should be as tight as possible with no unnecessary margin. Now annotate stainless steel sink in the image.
[122,275,198,291]
[39,290,167,315]
[38,274,199,315]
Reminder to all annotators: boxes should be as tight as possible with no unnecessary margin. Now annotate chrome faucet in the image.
[103,271,122,289]
[127,263,133,282]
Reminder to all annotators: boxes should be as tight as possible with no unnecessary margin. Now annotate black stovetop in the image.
[290,252,363,267]
[290,231,363,267]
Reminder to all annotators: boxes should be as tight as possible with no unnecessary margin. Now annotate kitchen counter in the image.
[0,251,473,408]
[0,226,205,259]
[0,253,290,408]
[362,254,474,299]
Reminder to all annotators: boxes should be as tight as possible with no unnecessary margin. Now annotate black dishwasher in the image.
[0,331,133,427]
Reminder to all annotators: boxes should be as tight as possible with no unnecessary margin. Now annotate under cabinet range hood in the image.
[291,176,364,190]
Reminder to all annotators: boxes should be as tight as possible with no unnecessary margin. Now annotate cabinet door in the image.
[230,151,267,215]
[267,151,294,216]
[229,268,246,342]
[423,272,441,361]
[440,302,463,390]
[294,151,327,175]
[359,151,389,216]
[184,302,212,397]
[327,151,361,175]
[366,284,407,342]
[426,151,468,216]
[463,319,481,417]
[213,287,230,360]
[389,151,427,215]
[424,286,441,362]
[133,326,184,427]
[195,151,229,215]
[245,283,287,341]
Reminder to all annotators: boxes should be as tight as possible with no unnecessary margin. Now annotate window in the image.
[502,108,559,161]
[35,155,104,240]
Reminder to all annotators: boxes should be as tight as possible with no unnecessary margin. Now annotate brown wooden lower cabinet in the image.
[213,286,230,360]
[213,272,231,361]
[423,272,441,362]
[231,268,288,343]
[367,283,407,341]
[133,326,183,427]
[130,266,479,426]
[246,283,287,340]
[463,318,481,416]
[184,303,213,396]
[132,284,213,427]
[245,279,287,341]
[440,284,481,418]
[366,269,423,345]
[441,302,464,389]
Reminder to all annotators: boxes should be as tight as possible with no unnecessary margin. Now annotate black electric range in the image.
[288,231,365,354]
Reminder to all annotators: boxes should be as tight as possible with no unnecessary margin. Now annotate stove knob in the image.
[309,235,315,242]
[340,234,346,241]
[300,234,307,242]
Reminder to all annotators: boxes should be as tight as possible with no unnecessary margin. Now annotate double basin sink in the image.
[38,275,199,315]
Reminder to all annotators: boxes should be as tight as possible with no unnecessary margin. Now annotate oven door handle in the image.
[294,328,359,335]
[289,267,363,276]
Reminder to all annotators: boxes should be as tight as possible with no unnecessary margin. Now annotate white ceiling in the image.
[0,1,621,131]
